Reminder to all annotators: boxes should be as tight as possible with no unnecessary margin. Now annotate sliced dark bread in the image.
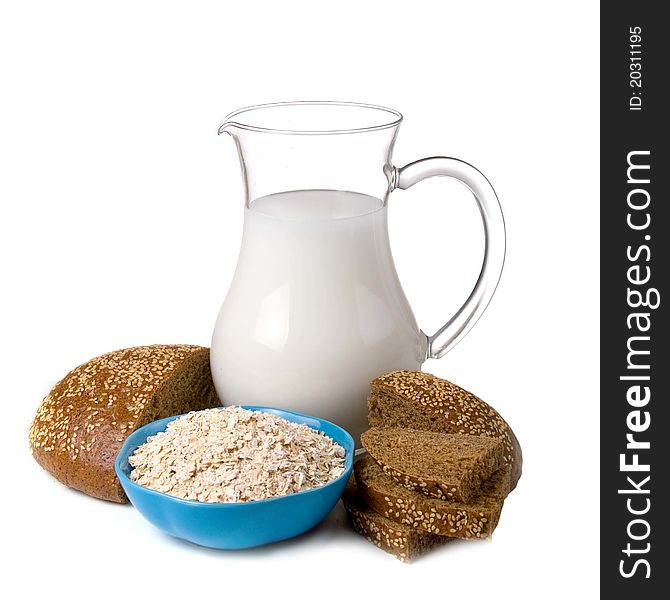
[342,476,447,562]
[361,427,506,503]
[355,455,510,539]
[368,370,522,492]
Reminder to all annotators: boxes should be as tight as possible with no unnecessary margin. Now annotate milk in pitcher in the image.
[211,190,424,441]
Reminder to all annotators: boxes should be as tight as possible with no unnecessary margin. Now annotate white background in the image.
[1,1,599,598]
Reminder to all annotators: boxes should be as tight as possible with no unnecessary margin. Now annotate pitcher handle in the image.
[393,157,506,360]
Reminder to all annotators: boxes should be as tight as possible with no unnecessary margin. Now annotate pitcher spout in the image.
[217,120,235,136]
[218,107,249,136]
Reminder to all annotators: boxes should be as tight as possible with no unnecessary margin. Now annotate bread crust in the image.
[342,477,445,561]
[369,371,522,491]
[355,456,507,539]
[29,344,220,502]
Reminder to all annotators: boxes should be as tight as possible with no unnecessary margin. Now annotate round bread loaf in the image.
[29,344,221,503]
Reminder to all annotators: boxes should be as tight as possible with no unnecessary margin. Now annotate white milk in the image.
[211,190,424,442]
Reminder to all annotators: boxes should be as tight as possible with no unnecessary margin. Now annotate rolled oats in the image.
[128,407,346,502]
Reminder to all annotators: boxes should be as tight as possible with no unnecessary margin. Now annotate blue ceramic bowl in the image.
[115,406,354,549]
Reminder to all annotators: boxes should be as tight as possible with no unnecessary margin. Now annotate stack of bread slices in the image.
[344,370,522,562]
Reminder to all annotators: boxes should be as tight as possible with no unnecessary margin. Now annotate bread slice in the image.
[368,371,522,492]
[355,455,509,539]
[29,344,221,503]
[361,428,506,503]
[342,476,447,562]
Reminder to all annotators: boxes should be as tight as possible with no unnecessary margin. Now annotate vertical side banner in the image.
[601,2,669,597]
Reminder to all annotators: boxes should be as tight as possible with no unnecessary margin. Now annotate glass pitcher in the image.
[211,102,505,442]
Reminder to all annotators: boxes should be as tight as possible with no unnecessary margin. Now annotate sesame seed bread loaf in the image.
[361,428,506,503]
[355,455,510,539]
[342,476,447,562]
[29,344,221,503]
[368,371,522,492]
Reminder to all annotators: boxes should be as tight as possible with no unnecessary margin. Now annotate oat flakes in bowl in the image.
[115,406,354,549]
